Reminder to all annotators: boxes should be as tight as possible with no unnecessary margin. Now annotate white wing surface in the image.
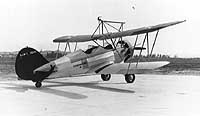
[53,20,185,43]
[97,61,169,74]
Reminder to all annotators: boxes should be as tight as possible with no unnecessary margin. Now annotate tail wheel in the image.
[125,74,135,83]
[101,74,111,81]
[35,81,42,88]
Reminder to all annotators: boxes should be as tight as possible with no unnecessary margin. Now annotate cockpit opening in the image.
[84,44,113,54]
[104,44,113,50]
[84,46,98,54]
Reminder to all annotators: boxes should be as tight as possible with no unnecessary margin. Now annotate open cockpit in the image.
[84,44,113,54]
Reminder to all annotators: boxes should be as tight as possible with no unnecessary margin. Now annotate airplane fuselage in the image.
[34,45,129,79]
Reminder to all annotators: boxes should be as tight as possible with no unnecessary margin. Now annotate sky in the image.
[0,0,199,57]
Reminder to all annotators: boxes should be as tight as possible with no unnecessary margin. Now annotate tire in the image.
[35,82,42,88]
[101,74,111,81]
[125,74,135,83]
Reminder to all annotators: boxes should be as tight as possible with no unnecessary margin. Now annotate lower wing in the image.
[97,61,169,74]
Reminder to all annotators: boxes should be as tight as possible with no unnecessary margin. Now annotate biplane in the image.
[15,17,185,88]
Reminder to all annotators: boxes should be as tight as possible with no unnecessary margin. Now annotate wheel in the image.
[125,74,135,83]
[101,74,111,81]
[35,81,42,88]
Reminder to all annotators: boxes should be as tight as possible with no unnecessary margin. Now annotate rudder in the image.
[15,47,49,81]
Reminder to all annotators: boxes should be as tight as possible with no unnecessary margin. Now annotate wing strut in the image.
[132,35,139,57]
[127,29,160,72]
[67,42,71,52]
[56,42,60,59]
[102,22,123,61]
[91,16,125,48]
[64,42,68,54]
[136,33,148,67]
[126,30,159,73]
[91,22,101,39]
[146,33,149,56]
[150,30,159,56]
[126,35,139,74]
[56,39,75,59]
[74,42,77,51]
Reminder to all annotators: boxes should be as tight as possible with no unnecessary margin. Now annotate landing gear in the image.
[101,74,111,81]
[125,74,135,83]
[35,81,42,88]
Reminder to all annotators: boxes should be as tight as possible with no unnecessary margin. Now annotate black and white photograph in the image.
[0,0,199,116]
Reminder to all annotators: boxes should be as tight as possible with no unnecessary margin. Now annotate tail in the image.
[15,47,49,81]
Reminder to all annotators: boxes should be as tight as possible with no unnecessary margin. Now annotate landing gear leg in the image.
[125,74,135,83]
[35,81,42,88]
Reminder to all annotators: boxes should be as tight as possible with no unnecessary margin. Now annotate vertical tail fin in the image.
[15,47,49,81]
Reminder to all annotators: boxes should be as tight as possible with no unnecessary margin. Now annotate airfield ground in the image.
[0,74,200,116]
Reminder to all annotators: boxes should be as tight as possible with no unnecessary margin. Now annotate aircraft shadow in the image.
[1,82,88,100]
[44,80,135,93]
[1,80,135,100]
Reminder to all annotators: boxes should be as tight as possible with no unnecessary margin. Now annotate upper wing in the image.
[53,20,185,43]
[96,61,169,74]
